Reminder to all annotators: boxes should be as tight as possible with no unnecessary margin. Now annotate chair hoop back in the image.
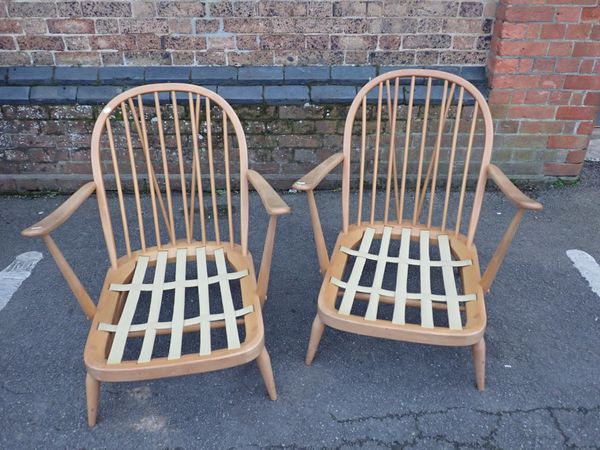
[90,83,250,267]
[341,69,494,246]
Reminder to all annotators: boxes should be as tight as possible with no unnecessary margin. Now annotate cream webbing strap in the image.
[100,247,253,364]
[138,251,168,363]
[391,227,411,325]
[438,235,463,330]
[365,227,392,320]
[331,227,476,330]
[337,227,375,315]
[106,256,149,364]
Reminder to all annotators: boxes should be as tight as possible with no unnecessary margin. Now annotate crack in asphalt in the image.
[547,408,569,449]
[247,405,600,449]
[329,404,600,424]
[0,383,31,395]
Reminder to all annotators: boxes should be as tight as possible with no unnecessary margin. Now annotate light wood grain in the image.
[43,234,97,319]
[21,83,284,426]
[472,338,486,391]
[256,348,277,400]
[292,152,344,192]
[248,170,291,216]
[21,182,96,237]
[86,373,100,427]
[488,164,543,211]
[295,69,542,391]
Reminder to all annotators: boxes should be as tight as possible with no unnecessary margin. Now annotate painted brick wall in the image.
[0,0,496,66]
[487,0,600,178]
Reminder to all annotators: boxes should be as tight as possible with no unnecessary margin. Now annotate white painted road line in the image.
[0,251,43,312]
[567,249,600,298]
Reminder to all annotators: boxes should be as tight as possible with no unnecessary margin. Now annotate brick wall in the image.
[0,103,347,192]
[0,64,490,192]
[487,0,600,177]
[0,0,599,191]
[0,98,487,192]
[0,0,495,66]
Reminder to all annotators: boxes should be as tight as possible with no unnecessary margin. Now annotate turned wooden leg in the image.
[305,315,325,366]
[85,373,100,427]
[472,338,486,391]
[256,348,277,401]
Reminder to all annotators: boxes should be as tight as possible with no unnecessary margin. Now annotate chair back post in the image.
[341,69,494,244]
[237,121,250,256]
[341,104,354,234]
[90,83,250,264]
[91,114,118,269]
[465,97,494,247]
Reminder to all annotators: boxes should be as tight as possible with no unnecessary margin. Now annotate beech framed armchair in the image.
[293,69,542,390]
[22,83,290,426]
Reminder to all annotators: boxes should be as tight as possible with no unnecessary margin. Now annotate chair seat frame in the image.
[85,241,265,383]
[317,222,486,347]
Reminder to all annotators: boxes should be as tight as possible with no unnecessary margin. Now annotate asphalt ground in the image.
[1,163,600,449]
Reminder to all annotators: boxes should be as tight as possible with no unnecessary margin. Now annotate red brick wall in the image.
[0,0,496,66]
[488,0,599,177]
[0,0,599,190]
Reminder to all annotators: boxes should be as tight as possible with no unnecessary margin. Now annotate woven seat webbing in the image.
[331,227,476,329]
[99,247,252,364]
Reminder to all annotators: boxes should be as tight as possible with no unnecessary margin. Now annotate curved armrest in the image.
[292,152,344,191]
[247,170,291,216]
[488,164,542,211]
[21,182,96,238]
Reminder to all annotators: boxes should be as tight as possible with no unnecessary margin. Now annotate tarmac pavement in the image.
[1,163,600,449]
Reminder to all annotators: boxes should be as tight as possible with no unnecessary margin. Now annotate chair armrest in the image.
[292,152,344,191]
[247,170,291,216]
[487,164,542,211]
[21,181,96,238]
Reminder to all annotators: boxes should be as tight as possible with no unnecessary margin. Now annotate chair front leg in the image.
[85,373,101,427]
[306,190,329,275]
[256,348,277,400]
[480,208,525,293]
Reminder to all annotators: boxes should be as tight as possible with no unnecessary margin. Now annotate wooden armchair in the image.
[293,69,542,390]
[22,84,290,426]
